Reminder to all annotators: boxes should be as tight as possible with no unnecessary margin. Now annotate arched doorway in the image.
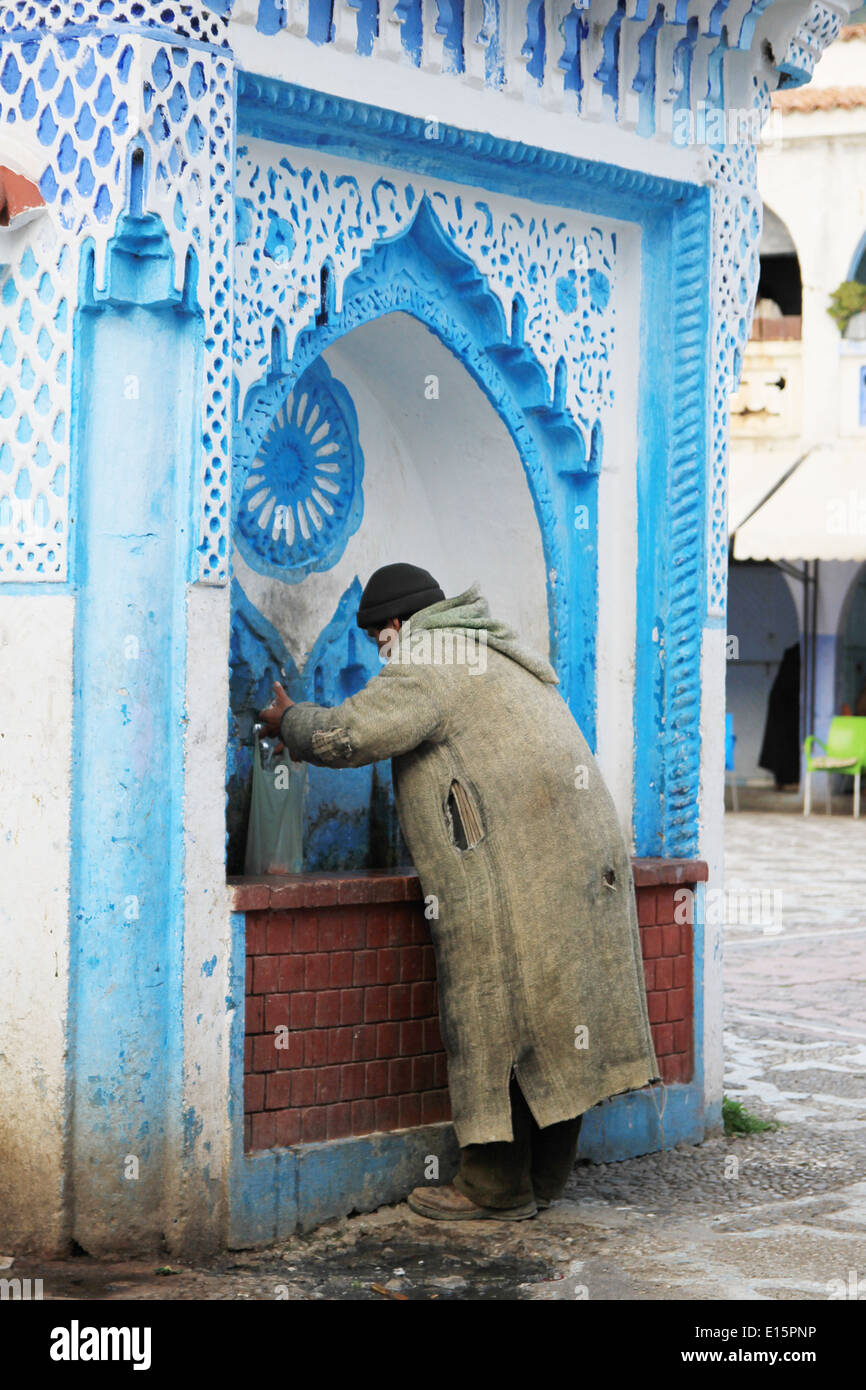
[726,560,801,781]
[752,205,802,338]
[850,232,866,287]
[837,562,866,716]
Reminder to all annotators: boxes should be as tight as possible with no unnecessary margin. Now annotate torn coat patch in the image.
[310,727,354,764]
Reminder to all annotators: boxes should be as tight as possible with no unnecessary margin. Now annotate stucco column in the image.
[0,4,235,1257]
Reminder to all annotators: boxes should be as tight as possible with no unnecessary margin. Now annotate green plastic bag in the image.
[244,732,307,875]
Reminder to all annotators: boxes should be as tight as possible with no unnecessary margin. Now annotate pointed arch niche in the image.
[228,199,602,871]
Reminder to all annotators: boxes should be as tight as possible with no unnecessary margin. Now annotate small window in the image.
[446,779,484,851]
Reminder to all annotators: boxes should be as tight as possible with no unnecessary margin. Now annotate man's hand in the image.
[259,681,294,752]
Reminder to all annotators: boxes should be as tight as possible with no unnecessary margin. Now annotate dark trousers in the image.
[453,1073,583,1210]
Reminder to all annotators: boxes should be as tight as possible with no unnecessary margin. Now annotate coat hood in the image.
[403,582,559,685]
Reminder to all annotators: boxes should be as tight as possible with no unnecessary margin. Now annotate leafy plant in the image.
[723,1096,780,1135]
[827,280,866,335]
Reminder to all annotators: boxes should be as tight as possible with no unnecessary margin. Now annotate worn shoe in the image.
[407,1183,537,1221]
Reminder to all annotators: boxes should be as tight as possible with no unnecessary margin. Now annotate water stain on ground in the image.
[237,1230,553,1300]
[10,1217,564,1301]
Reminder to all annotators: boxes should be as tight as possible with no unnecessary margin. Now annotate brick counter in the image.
[230,859,707,1152]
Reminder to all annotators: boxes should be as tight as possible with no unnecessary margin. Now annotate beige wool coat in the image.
[281,585,660,1145]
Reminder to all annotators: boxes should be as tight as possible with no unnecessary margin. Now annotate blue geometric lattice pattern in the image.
[707,134,762,620]
[0,0,228,45]
[0,2,233,582]
[234,357,364,581]
[234,141,616,462]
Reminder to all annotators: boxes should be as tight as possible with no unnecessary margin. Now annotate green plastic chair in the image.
[803,716,866,817]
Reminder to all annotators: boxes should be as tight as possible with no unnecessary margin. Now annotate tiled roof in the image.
[0,166,44,227]
[772,85,866,113]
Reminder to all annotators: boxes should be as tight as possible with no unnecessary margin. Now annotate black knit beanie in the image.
[356,563,445,629]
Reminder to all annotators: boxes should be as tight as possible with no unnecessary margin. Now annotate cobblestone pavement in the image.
[13,813,866,1300]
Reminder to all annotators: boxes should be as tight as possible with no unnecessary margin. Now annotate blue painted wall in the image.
[68,198,201,1247]
[227,578,405,872]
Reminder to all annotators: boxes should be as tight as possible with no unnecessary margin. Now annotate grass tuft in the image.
[723,1096,780,1135]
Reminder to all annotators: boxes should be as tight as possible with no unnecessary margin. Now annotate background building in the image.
[729,14,866,784]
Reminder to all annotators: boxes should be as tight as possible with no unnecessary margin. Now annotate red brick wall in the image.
[239,870,698,1152]
[242,876,449,1151]
[638,885,694,1085]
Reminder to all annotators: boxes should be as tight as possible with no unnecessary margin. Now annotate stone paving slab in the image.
[724,811,866,937]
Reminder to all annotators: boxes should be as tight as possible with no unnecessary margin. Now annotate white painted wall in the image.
[807,27,866,88]
[0,595,73,1250]
[596,222,640,835]
[173,583,234,1256]
[699,625,726,1125]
